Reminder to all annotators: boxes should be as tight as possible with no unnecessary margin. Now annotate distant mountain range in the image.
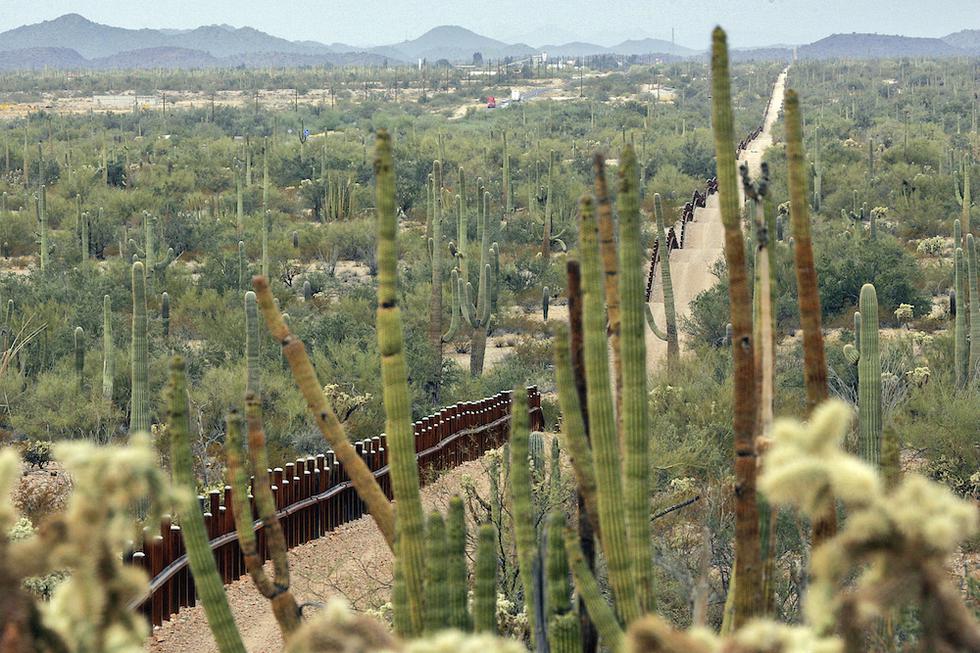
[0,14,976,71]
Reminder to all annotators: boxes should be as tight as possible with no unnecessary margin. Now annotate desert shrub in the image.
[12,469,72,523]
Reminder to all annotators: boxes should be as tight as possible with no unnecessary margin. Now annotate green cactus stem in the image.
[473,523,498,634]
[424,511,449,633]
[37,185,48,271]
[80,210,89,262]
[618,145,656,613]
[953,220,969,388]
[578,193,641,623]
[459,188,498,376]
[74,326,84,391]
[502,131,512,213]
[711,27,761,627]
[650,193,679,365]
[447,496,470,631]
[253,276,396,548]
[303,279,312,302]
[546,512,581,653]
[542,286,551,321]
[594,154,623,409]
[843,284,882,466]
[374,130,426,636]
[102,295,113,400]
[564,526,624,650]
[130,261,149,434]
[238,241,246,291]
[261,210,271,279]
[245,291,261,396]
[428,160,444,402]
[967,234,980,381]
[168,358,246,653]
[228,403,302,638]
[161,292,170,339]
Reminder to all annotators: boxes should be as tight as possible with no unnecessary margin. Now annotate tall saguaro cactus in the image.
[647,193,680,366]
[502,130,512,213]
[711,27,761,627]
[843,284,882,467]
[953,220,969,387]
[73,327,85,392]
[375,130,426,636]
[428,160,444,402]
[460,190,498,376]
[102,295,113,400]
[967,233,980,380]
[37,185,49,271]
[130,261,149,434]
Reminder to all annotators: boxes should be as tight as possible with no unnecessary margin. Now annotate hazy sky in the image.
[0,0,975,48]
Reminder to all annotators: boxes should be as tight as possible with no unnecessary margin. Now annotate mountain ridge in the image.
[0,15,977,70]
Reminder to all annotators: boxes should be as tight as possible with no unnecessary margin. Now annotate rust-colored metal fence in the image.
[126,386,544,627]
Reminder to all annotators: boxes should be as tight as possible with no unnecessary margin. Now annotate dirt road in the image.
[646,68,788,369]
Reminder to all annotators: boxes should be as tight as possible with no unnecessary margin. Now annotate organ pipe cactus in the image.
[447,496,471,631]
[374,129,426,636]
[617,145,656,612]
[130,261,149,434]
[73,326,84,391]
[646,193,679,366]
[575,193,641,623]
[473,523,498,633]
[843,284,882,467]
[423,512,449,633]
[225,406,301,639]
[168,357,247,653]
[546,512,581,653]
[712,27,762,626]
[785,85,836,546]
[102,294,113,400]
[508,389,546,649]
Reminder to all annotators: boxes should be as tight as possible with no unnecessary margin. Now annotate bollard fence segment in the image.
[130,386,543,627]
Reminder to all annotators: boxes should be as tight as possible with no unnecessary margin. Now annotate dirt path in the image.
[646,68,788,370]
[147,454,495,653]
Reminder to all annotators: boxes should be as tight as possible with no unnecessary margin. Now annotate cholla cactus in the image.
[0,435,168,653]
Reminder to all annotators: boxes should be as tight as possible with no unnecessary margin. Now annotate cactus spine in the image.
[473,524,498,633]
[74,326,84,391]
[102,295,113,400]
[130,261,149,434]
[167,357,247,653]
[843,284,882,466]
[711,27,761,627]
[375,130,426,636]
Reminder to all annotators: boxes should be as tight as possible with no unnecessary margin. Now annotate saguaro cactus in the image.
[953,220,969,387]
[428,160,444,402]
[424,512,449,633]
[542,286,550,321]
[37,185,49,271]
[375,130,427,636]
[446,496,470,631]
[238,240,246,290]
[843,284,882,467]
[646,193,680,365]
[130,261,149,434]
[161,292,170,339]
[73,326,84,391]
[502,130,512,213]
[546,512,582,653]
[459,190,498,376]
[102,295,113,400]
[711,27,761,627]
[967,233,979,380]
[261,210,271,279]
